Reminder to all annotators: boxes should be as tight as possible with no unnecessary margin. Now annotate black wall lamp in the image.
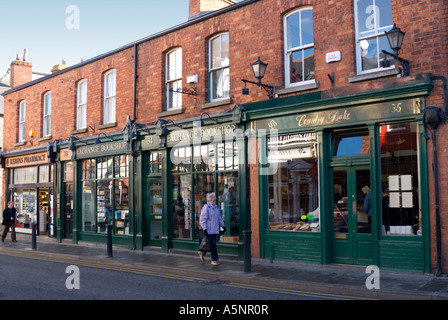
[241,57,275,99]
[95,132,113,144]
[382,24,410,76]
[68,136,86,151]
[195,112,218,127]
[155,118,182,136]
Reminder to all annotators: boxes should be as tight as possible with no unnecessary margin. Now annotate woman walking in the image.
[199,193,225,265]
[2,201,17,242]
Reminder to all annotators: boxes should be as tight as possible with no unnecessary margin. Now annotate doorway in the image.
[332,166,373,265]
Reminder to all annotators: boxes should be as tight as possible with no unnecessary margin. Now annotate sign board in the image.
[5,151,49,168]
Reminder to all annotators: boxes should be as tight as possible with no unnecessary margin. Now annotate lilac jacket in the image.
[199,201,224,235]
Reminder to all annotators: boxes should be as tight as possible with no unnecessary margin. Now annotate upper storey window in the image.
[355,0,395,73]
[209,33,230,101]
[284,8,314,87]
[19,100,26,142]
[77,79,87,129]
[166,48,182,110]
[103,70,116,124]
[43,92,52,137]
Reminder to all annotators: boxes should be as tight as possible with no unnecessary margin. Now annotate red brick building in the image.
[2,0,448,274]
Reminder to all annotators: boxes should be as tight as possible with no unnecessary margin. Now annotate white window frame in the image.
[354,0,394,74]
[209,33,230,101]
[19,100,26,142]
[284,7,315,88]
[43,92,52,137]
[103,70,116,124]
[166,48,182,110]
[77,79,88,129]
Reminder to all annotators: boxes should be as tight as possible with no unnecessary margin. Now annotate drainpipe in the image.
[133,43,139,121]
[428,75,447,276]
[132,43,139,249]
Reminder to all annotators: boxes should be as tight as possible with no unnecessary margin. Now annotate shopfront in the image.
[4,150,55,237]
[60,140,134,247]
[138,119,246,257]
[247,78,432,272]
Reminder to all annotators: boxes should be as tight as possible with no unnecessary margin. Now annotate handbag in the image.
[199,235,209,252]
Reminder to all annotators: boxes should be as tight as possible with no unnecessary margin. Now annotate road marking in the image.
[224,282,378,300]
[0,250,207,282]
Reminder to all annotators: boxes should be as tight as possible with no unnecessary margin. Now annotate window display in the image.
[171,140,240,242]
[267,133,319,232]
[380,122,421,236]
[81,156,129,234]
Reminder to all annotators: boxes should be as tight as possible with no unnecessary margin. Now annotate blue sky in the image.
[0,0,202,75]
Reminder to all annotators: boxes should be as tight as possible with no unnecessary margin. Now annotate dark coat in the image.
[2,207,17,226]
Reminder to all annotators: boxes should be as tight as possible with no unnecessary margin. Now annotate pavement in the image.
[1,234,448,300]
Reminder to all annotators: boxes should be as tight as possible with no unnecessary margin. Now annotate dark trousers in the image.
[205,234,219,262]
[2,222,16,241]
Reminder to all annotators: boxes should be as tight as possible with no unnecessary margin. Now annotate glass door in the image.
[332,166,372,265]
[148,178,163,244]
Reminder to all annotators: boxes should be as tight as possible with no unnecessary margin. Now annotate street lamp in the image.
[242,57,275,99]
[382,24,410,76]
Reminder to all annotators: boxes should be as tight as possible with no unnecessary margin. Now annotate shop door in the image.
[146,178,163,246]
[332,166,372,265]
[64,183,74,239]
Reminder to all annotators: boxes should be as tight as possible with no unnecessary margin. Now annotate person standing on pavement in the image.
[199,193,225,266]
[2,201,17,243]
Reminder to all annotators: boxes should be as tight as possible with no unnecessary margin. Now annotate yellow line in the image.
[0,250,207,282]
[225,282,378,300]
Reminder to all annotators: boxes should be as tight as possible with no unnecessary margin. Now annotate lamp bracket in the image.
[242,79,275,99]
[169,86,197,96]
[382,50,410,77]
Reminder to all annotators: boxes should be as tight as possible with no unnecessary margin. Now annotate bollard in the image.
[31,223,37,250]
[243,230,251,273]
[107,224,113,257]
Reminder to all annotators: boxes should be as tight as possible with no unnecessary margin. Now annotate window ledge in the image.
[38,135,52,142]
[157,107,185,118]
[98,122,117,130]
[348,68,400,83]
[14,142,26,147]
[201,98,233,109]
[71,128,88,135]
[278,82,319,96]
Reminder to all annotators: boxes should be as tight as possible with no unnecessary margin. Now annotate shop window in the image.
[354,0,394,74]
[209,33,230,101]
[284,8,314,87]
[172,140,239,241]
[166,48,182,110]
[81,156,129,234]
[267,133,319,232]
[380,122,421,236]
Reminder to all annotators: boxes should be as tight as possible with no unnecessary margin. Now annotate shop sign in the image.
[60,148,73,161]
[167,124,237,145]
[141,135,161,150]
[5,151,49,168]
[75,141,128,158]
[253,98,421,132]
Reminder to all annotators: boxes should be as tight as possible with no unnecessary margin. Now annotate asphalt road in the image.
[0,253,354,301]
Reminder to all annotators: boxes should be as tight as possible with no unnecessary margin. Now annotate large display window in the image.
[81,155,129,234]
[380,122,421,236]
[171,140,239,242]
[267,133,320,232]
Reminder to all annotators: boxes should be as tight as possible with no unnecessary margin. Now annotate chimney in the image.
[10,49,32,88]
[51,60,68,73]
[189,0,235,19]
